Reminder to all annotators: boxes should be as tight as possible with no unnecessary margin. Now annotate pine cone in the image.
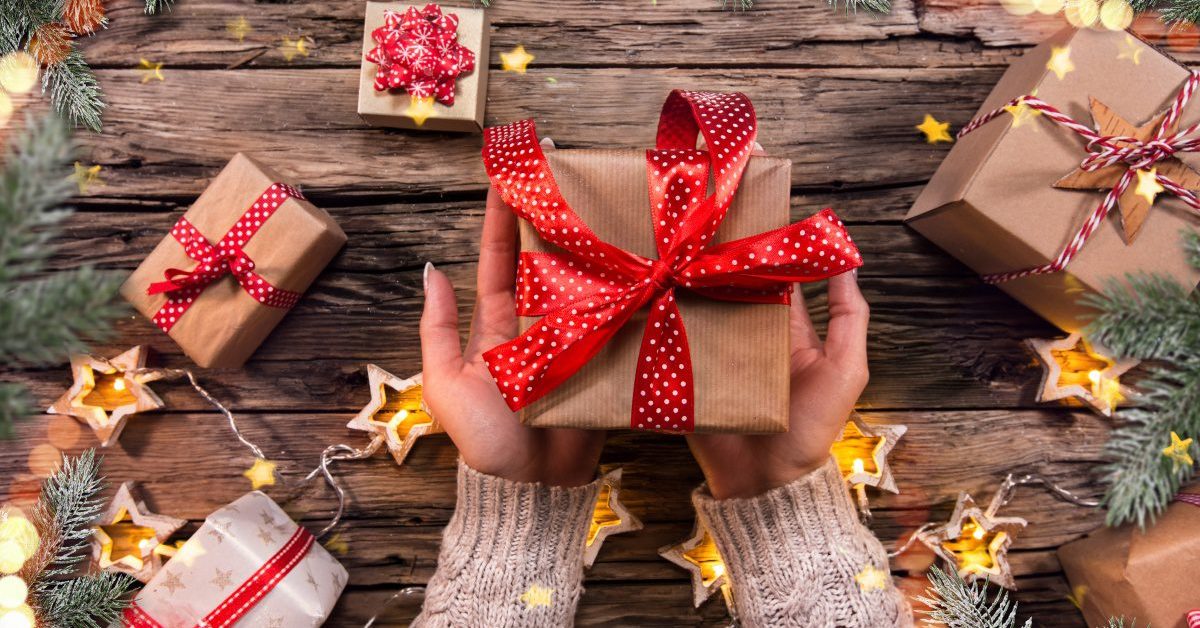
[28,23,73,65]
[63,0,107,35]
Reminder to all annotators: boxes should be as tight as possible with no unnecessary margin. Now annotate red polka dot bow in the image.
[146,183,303,333]
[482,90,863,432]
[365,3,476,106]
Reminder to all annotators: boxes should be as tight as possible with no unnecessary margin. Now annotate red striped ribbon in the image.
[147,183,305,333]
[1188,608,1200,628]
[1177,492,1200,628]
[122,526,315,628]
[956,71,1200,284]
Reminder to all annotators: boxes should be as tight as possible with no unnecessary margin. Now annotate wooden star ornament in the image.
[347,365,442,467]
[659,519,729,607]
[1054,97,1200,243]
[831,414,906,493]
[47,346,165,447]
[1027,333,1137,417]
[918,492,1028,589]
[583,468,643,568]
[91,482,186,582]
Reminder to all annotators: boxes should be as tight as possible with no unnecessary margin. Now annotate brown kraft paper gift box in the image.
[357,2,489,133]
[906,27,1200,332]
[493,147,793,433]
[1057,492,1200,627]
[121,154,346,368]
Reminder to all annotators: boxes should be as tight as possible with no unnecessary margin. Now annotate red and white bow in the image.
[481,90,863,432]
[365,3,475,106]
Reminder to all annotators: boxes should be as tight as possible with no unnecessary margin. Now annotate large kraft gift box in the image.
[906,28,1200,332]
[492,148,794,433]
[357,2,489,133]
[120,491,348,627]
[121,154,346,368]
[1057,492,1200,627]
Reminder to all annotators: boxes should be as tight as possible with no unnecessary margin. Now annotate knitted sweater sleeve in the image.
[693,457,914,628]
[412,460,601,628]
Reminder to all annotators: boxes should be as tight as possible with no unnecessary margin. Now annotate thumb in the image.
[420,262,464,378]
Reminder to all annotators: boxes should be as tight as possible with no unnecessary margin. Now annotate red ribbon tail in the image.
[146,268,195,296]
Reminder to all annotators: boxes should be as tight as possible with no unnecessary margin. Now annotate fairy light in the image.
[0,576,27,609]
[0,514,38,575]
[113,377,126,392]
[852,458,866,475]
[0,52,38,95]
[0,605,34,628]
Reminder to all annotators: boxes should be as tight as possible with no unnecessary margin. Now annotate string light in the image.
[0,53,38,95]
[0,605,34,628]
[1028,333,1136,417]
[0,514,38,575]
[0,576,27,609]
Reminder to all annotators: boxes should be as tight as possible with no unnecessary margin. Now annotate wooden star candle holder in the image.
[47,346,164,447]
[91,482,186,582]
[1028,332,1138,417]
[659,519,729,607]
[917,492,1028,590]
[347,365,442,466]
[831,414,906,493]
[583,468,642,568]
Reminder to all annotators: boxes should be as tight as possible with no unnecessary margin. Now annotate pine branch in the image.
[144,0,172,14]
[30,449,106,582]
[35,571,137,628]
[0,267,123,365]
[917,566,1032,628]
[42,49,105,132]
[0,383,30,439]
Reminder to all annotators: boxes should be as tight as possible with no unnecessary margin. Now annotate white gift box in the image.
[120,491,348,628]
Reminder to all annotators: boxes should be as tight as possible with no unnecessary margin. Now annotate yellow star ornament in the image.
[137,59,164,83]
[916,115,952,144]
[1135,168,1164,205]
[226,17,252,42]
[1004,93,1042,129]
[1162,431,1194,472]
[1117,34,1143,65]
[72,162,103,194]
[243,458,278,490]
[405,95,437,127]
[501,45,535,74]
[280,36,311,62]
[1047,46,1075,80]
[855,564,890,592]
[520,584,553,609]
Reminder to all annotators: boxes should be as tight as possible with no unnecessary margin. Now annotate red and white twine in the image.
[956,71,1200,284]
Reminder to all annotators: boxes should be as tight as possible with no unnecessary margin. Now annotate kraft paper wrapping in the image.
[124,492,347,627]
[121,154,346,368]
[1057,496,1200,628]
[357,2,489,133]
[906,28,1200,332]
[498,148,793,433]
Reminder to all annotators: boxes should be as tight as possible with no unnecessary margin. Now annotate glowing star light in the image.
[1135,168,1165,205]
[1117,34,1143,64]
[855,564,890,592]
[405,95,437,127]
[916,114,953,144]
[72,162,103,194]
[91,482,185,583]
[501,45,535,74]
[243,458,278,490]
[583,468,643,568]
[280,36,310,62]
[1046,46,1075,80]
[832,414,906,493]
[47,346,165,447]
[1162,431,1194,471]
[137,59,164,83]
[660,520,729,607]
[1027,333,1137,417]
[226,17,252,42]
[347,366,442,467]
[918,493,1028,589]
[1004,93,1042,129]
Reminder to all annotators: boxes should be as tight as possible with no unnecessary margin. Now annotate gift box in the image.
[1057,492,1200,628]
[357,2,488,133]
[121,154,346,368]
[906,28,1200,332]
[482,91,862,433]
[121,491,348,628]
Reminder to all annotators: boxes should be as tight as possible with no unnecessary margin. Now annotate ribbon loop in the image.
[482,91,862,431]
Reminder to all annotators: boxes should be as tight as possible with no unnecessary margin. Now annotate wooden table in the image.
[7,1,1176,624]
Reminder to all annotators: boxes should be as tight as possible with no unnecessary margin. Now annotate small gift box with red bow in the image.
[482,91,862,433]
[1057,491,1200,628]
[357,2,488,133]
[907,28,1200,332]
[121,491,348,628]
[121,154,346,368]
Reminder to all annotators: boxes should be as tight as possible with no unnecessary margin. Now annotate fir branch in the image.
[917,566,1032,628]
[144,0,172,14]
[29,449,106,581]
[35,571,137,628]
[0,267,123,365]
[0,383,30,439]
[42,49,105,132]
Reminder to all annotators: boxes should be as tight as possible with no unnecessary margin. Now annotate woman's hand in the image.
[419,197,606,487]
[686,273,870,499]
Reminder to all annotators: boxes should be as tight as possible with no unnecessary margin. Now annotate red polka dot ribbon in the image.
[482,90,863,432]
[364,3,476,106]
[146,183,304,333]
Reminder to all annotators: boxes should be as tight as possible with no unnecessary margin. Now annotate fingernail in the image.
[424,262,434,291]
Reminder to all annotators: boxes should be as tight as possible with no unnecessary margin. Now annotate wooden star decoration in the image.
[1027,333,1137,417]
[1054,97,1200,243]
[47,346,165,447]
[831,413,906,493]
[917,492,1027,589]
[583,468,643,568]
[347,365,442,467]
[91,482,185,583]
[659,519,729,607]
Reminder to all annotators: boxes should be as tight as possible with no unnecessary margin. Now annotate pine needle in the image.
[42,49,105,132]
[917,566,1032,628]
